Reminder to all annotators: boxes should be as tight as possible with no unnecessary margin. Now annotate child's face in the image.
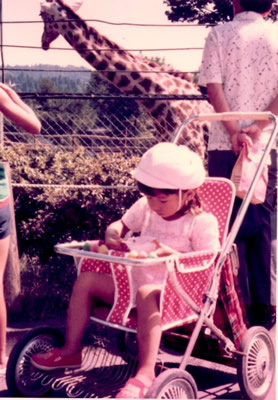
[145,189,190,220]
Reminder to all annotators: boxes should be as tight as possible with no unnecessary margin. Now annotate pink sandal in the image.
[116,377,151,398]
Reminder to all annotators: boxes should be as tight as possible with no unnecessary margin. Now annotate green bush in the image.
[1,144,140,320]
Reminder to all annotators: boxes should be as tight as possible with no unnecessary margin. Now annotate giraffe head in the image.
[39,0,84,50]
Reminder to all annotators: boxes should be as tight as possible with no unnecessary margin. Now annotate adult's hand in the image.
[231,132,253,155]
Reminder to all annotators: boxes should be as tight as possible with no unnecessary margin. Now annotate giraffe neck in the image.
[42,1,197,93]
[40,0,210,156]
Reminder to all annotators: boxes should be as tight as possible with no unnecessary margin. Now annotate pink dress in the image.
[122,197,220,303]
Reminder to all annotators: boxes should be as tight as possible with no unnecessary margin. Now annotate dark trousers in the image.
[208,149,277,307]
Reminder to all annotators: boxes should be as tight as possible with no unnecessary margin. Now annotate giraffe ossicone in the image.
[39,0,84,12]
[39,0,211,157]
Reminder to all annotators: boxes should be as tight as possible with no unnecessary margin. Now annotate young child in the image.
[31,142,220,398]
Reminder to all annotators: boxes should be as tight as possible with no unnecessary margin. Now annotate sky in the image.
[1,0,209,73]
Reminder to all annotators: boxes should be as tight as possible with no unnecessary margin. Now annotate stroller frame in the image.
[6,112,277,399]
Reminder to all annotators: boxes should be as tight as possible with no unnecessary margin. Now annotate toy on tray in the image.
[82,236,181,259]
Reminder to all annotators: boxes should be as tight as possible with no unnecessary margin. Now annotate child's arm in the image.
[0,83,41,134]
[105,219,130,250]
[191,213,220,252]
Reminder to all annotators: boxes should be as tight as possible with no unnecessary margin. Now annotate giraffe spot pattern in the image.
[86,53,96,64]
[138,79,153,92]
[117,75,131,88]
[132,86,143,95]
[68,21,76,31]
[73,34,81,43]
[154,84,164,93]
[131,72,140,80]
[98,60,109,70]
[114,62,127,71]
[152,103,167,118]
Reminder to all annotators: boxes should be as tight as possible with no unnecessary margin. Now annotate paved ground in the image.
[0,317,275,399]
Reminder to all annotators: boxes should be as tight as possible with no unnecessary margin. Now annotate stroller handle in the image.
[196,111,272,122]
[172,112,276,144]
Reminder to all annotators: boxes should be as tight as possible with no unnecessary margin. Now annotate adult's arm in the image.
[241,94,278,139]
[206,83,250,153]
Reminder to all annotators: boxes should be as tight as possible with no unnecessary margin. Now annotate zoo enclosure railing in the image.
[1,93,208,157]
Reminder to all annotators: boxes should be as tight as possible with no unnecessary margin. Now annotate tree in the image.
[164,0,278,24]
[38,77,58,94]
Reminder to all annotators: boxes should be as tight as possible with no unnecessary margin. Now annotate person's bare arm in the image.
[241,94,278,139]
[207,83,240,135]
[0,83,41,134]
[207,83,252,153]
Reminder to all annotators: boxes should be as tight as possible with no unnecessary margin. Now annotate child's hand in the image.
[105,229,128,251]
[153,242,181,257]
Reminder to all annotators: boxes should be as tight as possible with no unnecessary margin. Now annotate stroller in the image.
[6,112,276,399]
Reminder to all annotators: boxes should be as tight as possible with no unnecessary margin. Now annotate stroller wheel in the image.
[118,331,138,359]
[237,326,275,400]
[6,327,64,397]
[145,368,198,399]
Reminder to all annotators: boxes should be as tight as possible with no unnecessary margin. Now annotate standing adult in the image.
[198,0,278,328]
[0,83,41,368]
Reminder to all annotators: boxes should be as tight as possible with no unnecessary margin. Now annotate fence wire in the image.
[2,95,208,157]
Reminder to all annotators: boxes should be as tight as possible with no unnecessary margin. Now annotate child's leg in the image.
[31,271,115,370]
[116,284,161,398]
[135,285,161,383]
[62,271,115,356]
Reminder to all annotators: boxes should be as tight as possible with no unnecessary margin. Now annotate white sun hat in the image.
[132,142,206,190]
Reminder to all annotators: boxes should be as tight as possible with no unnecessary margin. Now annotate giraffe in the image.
[39,0,211,157]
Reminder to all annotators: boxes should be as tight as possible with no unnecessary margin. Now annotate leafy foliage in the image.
[1,145,140,320]
[164,0,278,24]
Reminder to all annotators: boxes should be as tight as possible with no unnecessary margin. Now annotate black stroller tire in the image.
[145,368,198,399]
[237,326,275,400]
[118,330,138,359]
[6,326,64,397]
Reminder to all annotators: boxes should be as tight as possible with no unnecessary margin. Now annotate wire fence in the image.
[2,94,208,157]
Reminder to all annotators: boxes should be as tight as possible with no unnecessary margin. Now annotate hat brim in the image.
[132,168,179,189]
